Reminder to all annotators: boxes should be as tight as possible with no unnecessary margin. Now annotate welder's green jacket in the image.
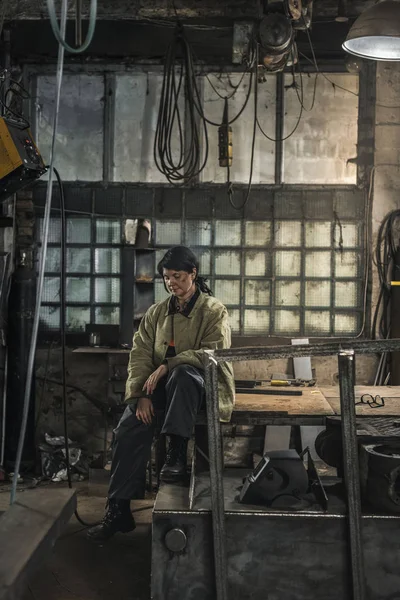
[125,293,235,422]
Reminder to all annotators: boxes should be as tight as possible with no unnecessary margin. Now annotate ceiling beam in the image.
[2,0,376,21]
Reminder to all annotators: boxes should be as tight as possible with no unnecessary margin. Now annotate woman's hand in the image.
[136,397,154,425]
[142,364,168,396]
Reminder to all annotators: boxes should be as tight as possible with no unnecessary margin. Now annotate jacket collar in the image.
[163,287,206,318]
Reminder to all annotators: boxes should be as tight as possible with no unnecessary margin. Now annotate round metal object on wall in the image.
[165,528,187,553]
[362,442,400,513]
[259,13,293,55]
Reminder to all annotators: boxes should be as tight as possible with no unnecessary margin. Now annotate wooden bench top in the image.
[321,385,400,417]
[233,387,334,417]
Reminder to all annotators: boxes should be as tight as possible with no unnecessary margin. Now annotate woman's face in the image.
[163,268,196,298]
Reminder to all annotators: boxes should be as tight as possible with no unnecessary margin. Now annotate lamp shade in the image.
[343,1,400,61]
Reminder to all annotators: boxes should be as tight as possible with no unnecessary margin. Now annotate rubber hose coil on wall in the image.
[360,441,400,513]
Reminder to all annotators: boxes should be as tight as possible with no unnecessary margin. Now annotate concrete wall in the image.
[373,63,400,314]
[35,348,110,455]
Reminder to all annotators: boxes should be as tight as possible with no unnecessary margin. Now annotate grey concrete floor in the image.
[0,484,153,600]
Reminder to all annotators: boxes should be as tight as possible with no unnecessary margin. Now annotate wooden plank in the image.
[325,396,400,417]
[0,488,76,600]
[234,387,334,416]
[73,346,129,354]
[321,385,400,416]
[321,385,400,399]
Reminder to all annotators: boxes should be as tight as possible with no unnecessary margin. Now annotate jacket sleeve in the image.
[125,306,157,401]
[166,305,231,371]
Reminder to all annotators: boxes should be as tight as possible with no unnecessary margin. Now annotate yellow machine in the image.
[0,117,46,200]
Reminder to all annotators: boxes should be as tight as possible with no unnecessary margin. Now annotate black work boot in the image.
[160,435,189,483]
[86,499,135,542]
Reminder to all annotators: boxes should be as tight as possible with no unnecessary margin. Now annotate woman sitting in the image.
[88,245,235,541]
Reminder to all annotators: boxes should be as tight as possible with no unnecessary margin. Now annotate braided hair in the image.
[157,246,213,296]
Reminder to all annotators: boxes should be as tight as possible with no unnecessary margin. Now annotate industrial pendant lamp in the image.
[343,0,400,61]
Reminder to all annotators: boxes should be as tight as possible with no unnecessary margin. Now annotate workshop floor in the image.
[0,485,153,600]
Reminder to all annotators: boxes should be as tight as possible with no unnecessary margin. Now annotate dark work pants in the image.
[108,364,205,500]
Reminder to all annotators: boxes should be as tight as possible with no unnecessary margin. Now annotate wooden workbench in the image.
[234,387,333,416]
[321,385,400,417]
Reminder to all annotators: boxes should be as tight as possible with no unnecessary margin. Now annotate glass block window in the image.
[37,217,122,332]
[154,193,364,336]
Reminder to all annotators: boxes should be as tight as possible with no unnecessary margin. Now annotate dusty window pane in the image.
[66,277,90,302]
[275,221,301,247]
[335,313,358,334]
[95,249,120,273]
[335,251,359,278]
[275,251,301,277]
[185,220,212,246]
[334,223,359,248]
[215,251,241,275]
[124,219,138,245]
[37,74,104,181]
[200,73,276,184]
[155,250,165,272]
[215,221,241,246]
[283,74,358,184]
[305,311,331,335]
[43,277,60,303]
[274,310,300,334]
[276,281,301,307]
[67,248,91,273]
[214,279,240,305]
[305,251,331,277]
[37,218,61,244]
[335,281,359,307]
[228,309,240,333]
[305,280,331,307]
[155,221,181,245]
[114,74,180,182]
[95,306,120,325]
[245,280,270,306]
[96,220,121,244]
[154,280,170,303]
[195,249,211,276]
[245,251,269,276]
[305,222,331,248]
[66,307,90,331]
[95,278,120,303]
[245,221,271,246]
[244,309,269,334]
[40,306,60,330]
[67,218,91,243]
[45,247,60,272]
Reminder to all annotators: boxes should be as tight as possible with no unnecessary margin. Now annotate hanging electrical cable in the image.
[227,44,259,211]
[154,25,256,185]
[10,0,68,506]
[154,25,209,185]
[46,0,97,54]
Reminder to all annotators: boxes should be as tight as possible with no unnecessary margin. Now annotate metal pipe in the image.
[9,0,67,506]
[213,338,400,363]
[338,350,366,600]
[275,72,284,184]
[204,352,228,600]
[0,29,11,118]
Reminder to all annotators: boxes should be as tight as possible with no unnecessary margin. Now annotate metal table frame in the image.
[203,339,400,600]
